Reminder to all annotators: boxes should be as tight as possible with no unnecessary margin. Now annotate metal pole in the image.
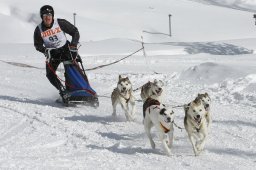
[169,14,172,36]
[73,13,77,26]
[254,14,256,25]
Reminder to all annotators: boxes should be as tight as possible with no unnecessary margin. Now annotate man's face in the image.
[43,14,53,27]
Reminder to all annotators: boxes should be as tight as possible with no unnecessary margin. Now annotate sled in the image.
[63,60,99,107]
[46,48,99,108]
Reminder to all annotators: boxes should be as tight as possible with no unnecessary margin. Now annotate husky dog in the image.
[140,79,164,103]
[111,75,136,121]
[184,97,208,156]
[197,93,211,128]
[143,97,175,156]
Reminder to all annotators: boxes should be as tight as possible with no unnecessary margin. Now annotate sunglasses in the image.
[43,13,52,17]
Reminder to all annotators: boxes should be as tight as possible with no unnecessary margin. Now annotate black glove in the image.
[76,55,82,63]
[69,46,78,60]
[44,48,59,59]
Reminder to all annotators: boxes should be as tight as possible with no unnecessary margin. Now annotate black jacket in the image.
[34,18,80,53]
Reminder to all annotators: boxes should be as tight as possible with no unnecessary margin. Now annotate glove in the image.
[75,55,82,63]
[44,48,59,59]
[69,45,78,60]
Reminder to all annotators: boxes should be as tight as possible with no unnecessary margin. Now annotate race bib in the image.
[39,20,67,48]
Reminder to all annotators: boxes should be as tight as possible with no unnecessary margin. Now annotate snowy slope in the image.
[0,0,256,169]
[1,0,256,43]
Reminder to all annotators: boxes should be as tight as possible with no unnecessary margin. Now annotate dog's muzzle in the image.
[194,115,201,124]
[166,117,171,123]
[205,104,210,111]
[121,88,127,93]
[155,88,162,95]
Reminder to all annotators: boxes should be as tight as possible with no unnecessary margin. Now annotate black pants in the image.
[46,43,71,92]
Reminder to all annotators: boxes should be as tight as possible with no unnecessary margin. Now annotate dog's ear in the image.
[184,104,189,114]
[154,79,158,84]
[147,81,151,87]
[159,80,164,86]
[205,92,208,96]
[194,97,201,105]
[119,75,122,80]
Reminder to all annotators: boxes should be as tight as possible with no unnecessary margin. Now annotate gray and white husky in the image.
[184,97,208,156]
[140,79,164,103]
[111,75,136,121]
[197,93,212,128]
[143,98,175,156]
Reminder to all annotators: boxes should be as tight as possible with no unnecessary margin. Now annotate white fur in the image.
[144,103,175,156]
[198,93,212,128]
[184,99,208,156]
[111,75,136,121]
[140,79,164,102]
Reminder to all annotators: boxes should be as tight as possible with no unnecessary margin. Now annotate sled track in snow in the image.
[0,101,90,144]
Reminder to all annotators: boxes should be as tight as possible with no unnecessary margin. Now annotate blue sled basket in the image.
[63,61,99,106]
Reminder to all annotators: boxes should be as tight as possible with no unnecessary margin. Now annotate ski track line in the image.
[0,116,28,147]
[0,103,89,145]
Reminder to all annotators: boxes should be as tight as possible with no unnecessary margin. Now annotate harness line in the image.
[84,47,144,71]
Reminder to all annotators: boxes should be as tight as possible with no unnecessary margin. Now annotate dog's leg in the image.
[167,125,174,148]
[197,128,208,153]
[188,134,199,156]
[129,97,136,120]
[112,99,118,117]
[159,132,171,156]
[144,119,155,149]
[206,112,212,129]
[120,102,132,121]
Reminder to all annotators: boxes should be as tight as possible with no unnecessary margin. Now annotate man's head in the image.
[40,5,54,27]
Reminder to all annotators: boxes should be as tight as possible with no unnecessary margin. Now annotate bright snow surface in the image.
[0,0,256,169]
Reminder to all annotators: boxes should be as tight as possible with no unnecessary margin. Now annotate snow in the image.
[0,0,256,169]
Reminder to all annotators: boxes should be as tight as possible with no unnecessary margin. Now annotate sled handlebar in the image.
[45,48,82,64]
[45,48,55,62]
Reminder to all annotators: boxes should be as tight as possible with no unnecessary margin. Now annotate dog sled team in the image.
[111,75,212,156]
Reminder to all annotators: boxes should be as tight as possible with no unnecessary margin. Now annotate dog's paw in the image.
[112,112,117,117]
[165,152,172,157]
[150,141,156,149]
[126,115,135,121]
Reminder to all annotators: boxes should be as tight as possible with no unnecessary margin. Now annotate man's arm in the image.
[58,19,80,46]
[33,26,46,53]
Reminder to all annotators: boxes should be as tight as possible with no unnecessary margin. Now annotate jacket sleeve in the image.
[33,26,46,53]
[58,19,80,46]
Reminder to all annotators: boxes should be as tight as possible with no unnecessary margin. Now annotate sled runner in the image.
[46,48,99,108]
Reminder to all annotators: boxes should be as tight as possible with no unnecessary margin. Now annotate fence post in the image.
[73,13,77,26]
[169,14,172,36]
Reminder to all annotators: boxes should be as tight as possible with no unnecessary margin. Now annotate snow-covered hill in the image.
[0,0,256,169]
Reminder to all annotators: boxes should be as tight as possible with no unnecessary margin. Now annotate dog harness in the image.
[119,91,131,103]
[38,19,67,48]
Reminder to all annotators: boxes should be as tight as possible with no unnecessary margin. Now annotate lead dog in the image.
[143,97,175,156]
[140,79,164,103]
[111,75,136,121]
[184,97,208,156]
[197,93,212,128]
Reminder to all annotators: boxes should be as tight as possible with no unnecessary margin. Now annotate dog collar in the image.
[160,122,170,133]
